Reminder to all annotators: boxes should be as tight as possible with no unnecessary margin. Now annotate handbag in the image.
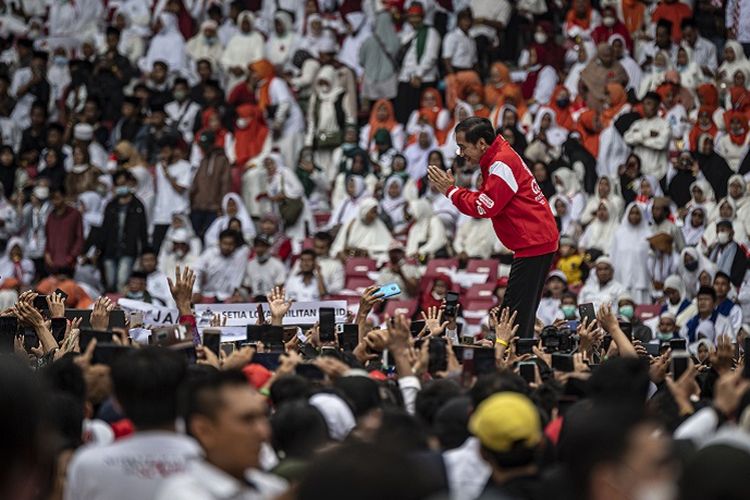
[278,176,304,228]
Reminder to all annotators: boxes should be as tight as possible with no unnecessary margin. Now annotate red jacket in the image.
[446,136,559,258]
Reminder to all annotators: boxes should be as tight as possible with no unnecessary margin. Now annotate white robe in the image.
[611,203,653,303]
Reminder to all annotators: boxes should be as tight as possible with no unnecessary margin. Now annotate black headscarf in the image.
[0,145,17,199]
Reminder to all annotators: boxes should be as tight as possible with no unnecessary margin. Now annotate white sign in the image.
[118,298,180,325]
[197,326,247,343]
[194,301,348,327]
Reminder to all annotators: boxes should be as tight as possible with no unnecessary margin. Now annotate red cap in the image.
[406,3,424,16]
[243,364,273,389]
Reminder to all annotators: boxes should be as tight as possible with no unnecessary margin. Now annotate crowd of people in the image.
[3,0,750,499]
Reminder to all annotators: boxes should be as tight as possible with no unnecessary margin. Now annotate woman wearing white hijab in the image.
[551,168,585,222]
[661,274,697,328]
[525,107,568,163]
[264,153,313,245]
[404,125,438,180]
[681,205,707,247]
[581,176,624,225]
[327,175,368,234]
[405,199,448,260]
[380,176,409,236]
[687,179,716,215]
[220,11,265,91]
[300,14,332,58]
[305,65,353,170]
[703,197,748,248]
[265,11,300,68]
[611,203,652,304]
[728,174,748,210]
[637,50,673,99]
[550,194,582,241]
[0,237,34,286]
[564,40,597,98]
[330,198,394,262]
[158,213,202,265]
[138,12,187,76]
[579,200,618,253]
[677,246,716,299]
[674,44,704,92]
[204,193,257,249]
[718,41,750,88]
[442,100,473,163]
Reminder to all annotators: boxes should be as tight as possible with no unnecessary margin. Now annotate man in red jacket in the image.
[428,117,559,338]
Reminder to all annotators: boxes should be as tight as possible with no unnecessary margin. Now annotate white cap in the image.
[73,123,94,141]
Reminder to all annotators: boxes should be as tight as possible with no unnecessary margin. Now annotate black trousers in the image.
[501,252,555,338]
[395,81,434,124]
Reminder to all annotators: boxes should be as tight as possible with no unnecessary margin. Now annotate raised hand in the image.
[494,307,519,345]
[90,296,114,331]
[46,292,66,319]
[267,286,292,325]
[421,306,448,337]
[358,285,384,318]
[167,266,196,317]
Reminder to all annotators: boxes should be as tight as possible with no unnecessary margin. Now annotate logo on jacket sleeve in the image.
[478,193,495,209]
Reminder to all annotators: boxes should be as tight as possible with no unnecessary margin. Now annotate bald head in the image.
[598,43,614,67]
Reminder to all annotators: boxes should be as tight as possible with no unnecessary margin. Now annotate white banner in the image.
[194,301,348,327]
[118,298,180,325]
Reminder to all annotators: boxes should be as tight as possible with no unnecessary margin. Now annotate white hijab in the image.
[328,175,367,229]
[681,205,707,247]
[406,199,447,256]
[331,198,394,258]
[580,199,618,253]
[677,246,716,299]
[267,11,299,67]
[531,106,568,146]
[719,41,750,87]
[380,176,407,228]
[204,193,257,248]
[404,125,437,180]
[140,12,186,74]
[612,203,652,291]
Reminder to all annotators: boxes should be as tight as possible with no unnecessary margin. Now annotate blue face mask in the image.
[657,331,673,341]
[205,36,217,46]
[53,55,68,67]
[619,304,634,320]
[115,186,130,197]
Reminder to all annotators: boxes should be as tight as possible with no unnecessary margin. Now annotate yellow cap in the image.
[468,392,541,453]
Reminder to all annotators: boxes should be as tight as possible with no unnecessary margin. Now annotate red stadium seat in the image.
[423,258,459,279]
[384,299,418,319]
[463,299,495,313]
[313,212,331,229]
[464,283,497,302]
[345,276,375,294]
[465,259,498,282]
[635,304,662,321]
[344,257,377,277]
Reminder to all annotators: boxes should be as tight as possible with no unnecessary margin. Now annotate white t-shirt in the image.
[284,272,320,302]
[65,431,203,500]
[156,459,288,500]
[442,28,477,69]
[244,256,288,297]
[153,160,193,225]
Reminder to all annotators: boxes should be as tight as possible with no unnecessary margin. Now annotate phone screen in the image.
[444,292,460,318]
[50,317,67,343]
[473,348,496,375]
[410,320,426,337]
[552,353,574,372]
[428,337,448,374]
[319,308,336,343]
[670,339,687,352]
[516,338,537,355]
[578,303,596,323]
[672,353,688,379]
[202,330,221,357]
[339,324,358,351]
[296,363,326,380]
[519,362,536,383]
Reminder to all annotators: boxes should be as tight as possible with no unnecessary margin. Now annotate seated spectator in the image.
[196,229,250,301]
[331,198,394,262]
[285,249,325,302]
[405,199,448,262]
[707,220,748,288]
[377,240,422,299]
[578,256,626,309]
[679,285,733,343]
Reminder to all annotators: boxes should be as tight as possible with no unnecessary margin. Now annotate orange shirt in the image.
[652,2,692,42]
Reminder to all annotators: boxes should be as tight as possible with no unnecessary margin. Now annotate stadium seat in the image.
[344,257,377,277]
[345,276,375,294]
[635,304,662,321]
[465,259,498,282]
[463,299,495,313]
[423,258,459,278]
[464,283,497,302]
[383,299,418,319]
[313,212,331,229]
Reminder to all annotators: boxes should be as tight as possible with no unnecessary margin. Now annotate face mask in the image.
[174,90,188,102]
[431,291,443,301]
[236,118,249,129]
[53,55,68,66]
[341,143,356,152]
[115,186,130,197]
[561,304,577,319]
[534,32,548,45]
[657,331,673,341]
[556,97,570,108]
[603,16,616,27]
[127,291,144,300]
[257,253,270,263]
[205,36,217,46]
[174,248,186,259]
[684,260,698,271]
[717,232,731,244]
[619,304,634,319]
